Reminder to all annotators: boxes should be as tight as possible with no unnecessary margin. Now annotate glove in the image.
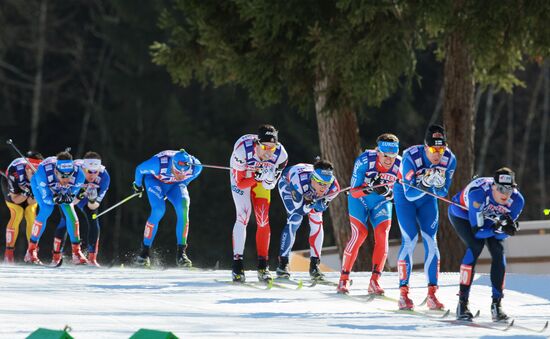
[87,187,98,203]
[432,169,446,188]
[420,169,436,188]
[254,166,272,182]
[21,186,32,197]
[502,221,519,236]
[132,182,144,197]
[311,199,329,213]
[362,174,380,194]
[373,184,391,196]
[53,193,64,205]
[63,193,75,204]
[494,214,518,236]
[76,187,86,200]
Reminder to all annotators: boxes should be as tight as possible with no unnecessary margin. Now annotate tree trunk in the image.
[314,75,363,270]
[30,0,47,150]
[506,94,514,166]
[539,62,549,214]
[440,17,474,271]
[517,67,544,184]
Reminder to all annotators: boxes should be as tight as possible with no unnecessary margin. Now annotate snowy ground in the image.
[1,265,549,338]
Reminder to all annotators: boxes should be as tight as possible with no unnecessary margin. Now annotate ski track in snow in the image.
[1,265,549,338]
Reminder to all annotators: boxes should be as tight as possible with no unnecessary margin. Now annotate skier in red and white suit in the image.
[230,124,288,283]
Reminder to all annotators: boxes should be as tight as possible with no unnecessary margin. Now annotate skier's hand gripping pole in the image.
[91,192,141,220]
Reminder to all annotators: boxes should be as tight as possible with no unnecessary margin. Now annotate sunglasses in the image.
[427,146,446,155]
[311,175,333,187]
[495,183,514,195]
[259,143,277,151]
[56,170,74,178]
[85,169,99,175]
[381,152,398,158]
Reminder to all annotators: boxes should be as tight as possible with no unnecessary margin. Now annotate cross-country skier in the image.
[25,151,86,265]
[133,149,202,267]
[275,159,339,281]
[394,125,456,310]
[337,133,401,294]
[230,124,288,283]
[449,167,523,322]
[1,152,43,263]
[52,151,110,266]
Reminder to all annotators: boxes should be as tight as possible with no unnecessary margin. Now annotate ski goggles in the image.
[311,168,335,187]
[426,145,446,155]
[55,160,75,178]
[494,183,514,195]
[258,142,277,152]
[377,141,399,156]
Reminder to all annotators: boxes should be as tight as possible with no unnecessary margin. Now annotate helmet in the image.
[172,150,191,173]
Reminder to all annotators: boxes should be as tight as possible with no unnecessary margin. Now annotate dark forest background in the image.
[0,1,548,270]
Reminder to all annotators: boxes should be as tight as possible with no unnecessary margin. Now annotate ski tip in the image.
[418,296,428,307]
[297,279,303,289]
[266,280,273,289]
[474,310,481,318]
[442,309,451,318]
[542,321,549,331]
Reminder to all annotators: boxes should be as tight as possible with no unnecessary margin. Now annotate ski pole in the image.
[397,179,483,214]
[398,179,468,211]
[6,139,38,172]
[91,192,141,220]
[346,182,396,197]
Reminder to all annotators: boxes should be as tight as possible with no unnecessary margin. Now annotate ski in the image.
[272,278,304,289]
[310,279,339,287]
[35,258,63,268]
[215,279,273,290]
[506,320,549,333]
[438,318,515,331]
[326,292,372,303]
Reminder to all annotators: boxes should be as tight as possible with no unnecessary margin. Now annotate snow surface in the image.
[1,265,549,338]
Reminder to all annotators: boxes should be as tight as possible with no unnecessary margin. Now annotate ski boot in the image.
[276,256,290,279]
[232,255,245,283]
[368,272,384,295]
[309,256,325,281]
[176,245,193,268]
[71,244,88,265]
[24,242,42,265]
[87,252,100,267]
[135,246,151,267]
[398,285,414,310]
[426,285,445,310]
[4,247,14,264]
[337,272,351,294]
[456,299,474,321]
[51,251,63,266]
[491,298,509,322]
[257,256,272,283]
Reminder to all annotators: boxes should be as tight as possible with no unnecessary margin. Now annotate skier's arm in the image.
[182,156,203,186]
[401,157,426,201]
[433,156,456,197]
[349,158,371,198]
[134,157,160,187]
[467,188,486,229]
[95,170,111,204]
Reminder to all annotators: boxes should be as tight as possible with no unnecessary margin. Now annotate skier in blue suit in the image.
[394,125,456,310]
[52,151,111,266]
[449,167,524,322]
[26,151,86,265]
[132,149,202,267]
